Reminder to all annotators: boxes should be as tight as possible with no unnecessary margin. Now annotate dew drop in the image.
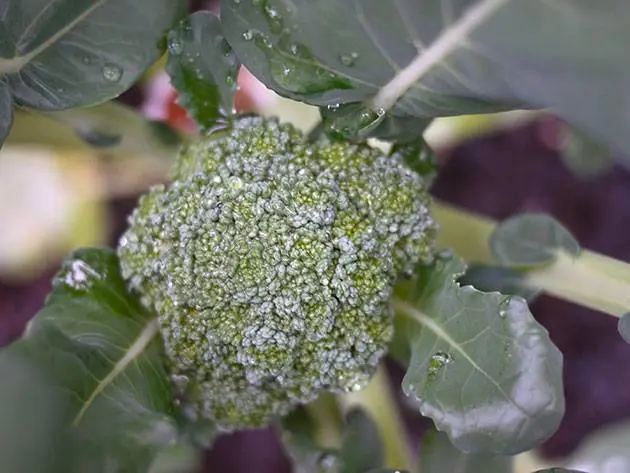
[428,351,453,377]
[55,259,101,291]
[263,3,284,33]
[102,64,122,83]
[498,296,511,318]
[168,38,183,55]
[339,52,359,66]
[228,176,244,189]
[242,29,254,41]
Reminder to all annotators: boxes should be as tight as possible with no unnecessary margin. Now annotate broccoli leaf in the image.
[0,80,12,147]
[166,12,240,132]
[618,313,630,344]
[490,213,580,268]
[221,0,630,155]
[419,429,512,473]
[394,252,565,455]
[0,248,176,473]
[0,0,186,140]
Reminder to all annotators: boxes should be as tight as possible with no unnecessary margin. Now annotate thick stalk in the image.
[339,365,415,471]
[433,201,630,317]
[305,393,345,450]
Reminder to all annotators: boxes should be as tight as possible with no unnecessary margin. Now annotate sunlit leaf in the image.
[394,252,565,454]
[166,12,240,132]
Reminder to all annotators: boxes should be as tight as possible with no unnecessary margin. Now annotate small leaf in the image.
[0,0,186,111]
[490,213,580,268]
[0,80,13,147]
[0,248,176,472]
[618,313,630,344]
[559,125,615,179]
[166,12,240,132]
[394,252,565,454]
[419,429,512,473]
[340,408,384,473]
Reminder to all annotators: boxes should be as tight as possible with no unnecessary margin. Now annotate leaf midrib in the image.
[0,0,107,75]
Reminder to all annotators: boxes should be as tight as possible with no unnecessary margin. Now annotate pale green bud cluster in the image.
[118,116,435,430]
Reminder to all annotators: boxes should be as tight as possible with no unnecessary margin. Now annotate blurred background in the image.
[2,1,630,472]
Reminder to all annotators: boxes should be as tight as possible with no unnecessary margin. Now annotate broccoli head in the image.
[118,116,436,431]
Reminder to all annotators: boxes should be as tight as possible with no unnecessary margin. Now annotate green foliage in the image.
[394,252,564,454]
[221,0,630,155]
[0,248,176,472]
[419,429,512,473]
[339,408,384,473]
[490,213,580,268]
[166,12,240,132]
[118,115,436,430]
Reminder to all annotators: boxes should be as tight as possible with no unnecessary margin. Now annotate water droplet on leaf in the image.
[102,64,122,83]
[168,38,183,55]
[54,259,101,291]
[339,52,359,66]
[317,451,339,473]
[499,296,511,318]
[428,352,453,378]
[242,30,254,41]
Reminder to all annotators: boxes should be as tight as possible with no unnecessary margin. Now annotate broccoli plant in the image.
[1,1,630,473]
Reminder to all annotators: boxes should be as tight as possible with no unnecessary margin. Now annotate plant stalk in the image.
[433,201,630,318]
[339,365,415,472]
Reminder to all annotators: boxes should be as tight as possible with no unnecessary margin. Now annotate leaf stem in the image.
[305,392,345,450]
[433,200,630,317]
[339,365,415,471]
[372,0,509,112]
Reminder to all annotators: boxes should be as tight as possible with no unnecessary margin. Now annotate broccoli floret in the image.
[118,116,436,431]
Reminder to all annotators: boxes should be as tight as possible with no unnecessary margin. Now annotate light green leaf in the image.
[419,429,512,473]
[222,0,630,154]
[0,80,12,146]
[0,0,186,110]
[490,213,580,268]
[394,252,565,454]
[166,12,240,132]
[0,248,176,472]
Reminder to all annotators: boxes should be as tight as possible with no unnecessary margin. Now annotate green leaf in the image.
[394,252,565,455]
[558,125,616,179]
[0,80,12,146]
[166,12,240,132]
[340,408,384,473]
[221,0,630,155]
[459,264,540,302]
[0,248,176,472]
[618,312,630,344]
[419,429,512,473]
[0,0,186,111]
[490,213,580,268]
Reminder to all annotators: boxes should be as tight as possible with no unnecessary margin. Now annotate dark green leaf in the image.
[394,252,565,454]
[389,137,437,180]
[0,0,186,110]
[558,125,616,179]
[0,80,12,146]
[340,408,384,473]
[0,248,176,473]
[618,313,630,344]
[419,429,512,473]
[534,470,587,473]
[459,264,540,302]
[222,0,630,155]
[490,213,580,268]
[166,12,240,132]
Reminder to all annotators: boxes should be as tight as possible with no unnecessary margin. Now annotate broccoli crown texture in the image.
[118,116,435,430]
